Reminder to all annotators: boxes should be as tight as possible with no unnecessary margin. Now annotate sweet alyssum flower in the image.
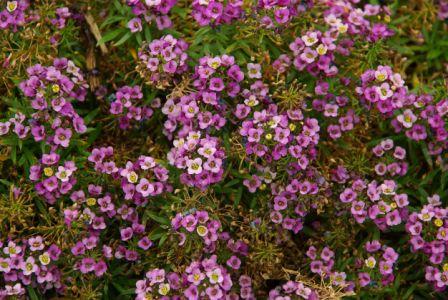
[29,153,77,204]
[191,0,244,26]
[0,237,63,296]
[109,85,154,130]
[18,58,88,149]
[137,35,189,89]
[168,133,226,189]
[126,0,177,31]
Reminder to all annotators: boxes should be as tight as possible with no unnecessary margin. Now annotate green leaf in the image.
[144,25,152,42]
[145,210,170,225]
[27,287,40,300]
[84,108,100,125]
[98,29,124,46]
[114,32,133,46]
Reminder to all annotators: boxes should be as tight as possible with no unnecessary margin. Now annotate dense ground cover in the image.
[0,0,447,299]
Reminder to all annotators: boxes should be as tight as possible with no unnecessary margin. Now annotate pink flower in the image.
[243,175,261,193]
[397,109,417,128]
[136,178,155,197]
[386,210,402,226]
[80,257,96,273]
[206,268,224,284]
[54,127,72,147]
[128,18,142,33]
[376,83,393,100]
[28,236,44,251]
[120,227,133,241]
[186,158,203,175]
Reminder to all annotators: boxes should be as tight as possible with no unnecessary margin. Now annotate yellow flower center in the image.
[210,61,220,69]
[86,198,97,206]
[52,84,60,93]
[434,219,443,227]
[59,171,67,179]
[443,263,448,272]
[247,99,257,107]
[39,253,51,265]
[7,1,17,12]
[26,263,33,271]
[338,24,348,33]
[128,172,138,183]
[159,284,170,296]
[44,167,54,177]
[376,74,386,81]
[144,293,153,300]
[317,45,327,55]
[196,225,208,236]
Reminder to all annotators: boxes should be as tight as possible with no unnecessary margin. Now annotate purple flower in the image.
[128,17,142,32]
[54,127,72,147]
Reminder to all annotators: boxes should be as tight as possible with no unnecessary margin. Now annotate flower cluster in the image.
[355,240,399,287]
[50,7,71,29]
[70,236,108,277]
[356,65,407,115]
[171,210,222,251]
[193,55,244,99]
[126,0,177,31]
[322,1,394,41]
[0,237,63,297]
[372,139,408,177]
[339,178,409,230]
[29,153,77,204]
[137,35,189,89]
[311,80,360,139]
[358,67,447,154]
[191,0,244,26]
[136,256,253,299]
[0,0,31,31]
[257,0,309,26]
[65,182,156,267]
[268,280,318,300]
[168,133,225,189]
[109,85,155,129]
[238,105,319,193]
[162,92,226,139]
[18,58,88,149]
[2,0,448,299]
[306,245,354,290]
[405,198,448,290]
[289,29,347,77]
[391,95,448,155]
[89,147,171,205]
[0,112,30,139]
